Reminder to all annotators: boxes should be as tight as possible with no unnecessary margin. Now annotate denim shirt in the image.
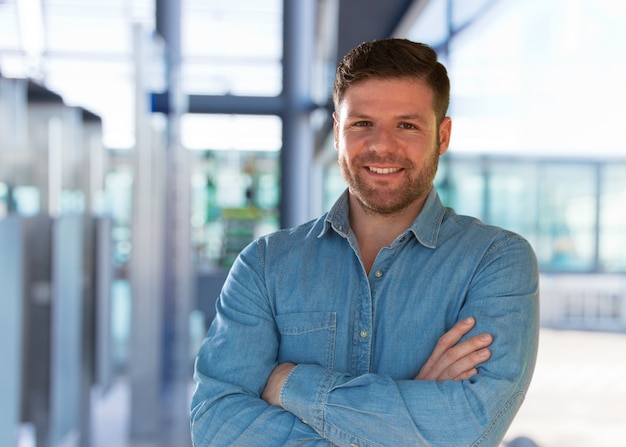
[191,188,539,447]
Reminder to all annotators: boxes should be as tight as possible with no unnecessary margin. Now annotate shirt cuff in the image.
[280,363,340,433]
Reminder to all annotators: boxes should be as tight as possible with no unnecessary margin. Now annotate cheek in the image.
[337,147,357,174]
[335,134,351,157]
[338,132,365,152]
[336,144,359,167]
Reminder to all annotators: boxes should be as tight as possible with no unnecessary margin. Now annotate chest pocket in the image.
[276,312,336,370]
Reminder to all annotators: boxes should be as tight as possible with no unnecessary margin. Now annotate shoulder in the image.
[442,208,535,256]
[440,211,538,293]
[250,214,329,257]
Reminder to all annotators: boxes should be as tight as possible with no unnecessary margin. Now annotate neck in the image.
[349,194,427,274]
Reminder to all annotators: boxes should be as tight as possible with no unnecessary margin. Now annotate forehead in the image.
[338,77,436,118]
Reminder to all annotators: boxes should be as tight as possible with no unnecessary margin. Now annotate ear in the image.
[438,116,452,155]
[332,112,339,151]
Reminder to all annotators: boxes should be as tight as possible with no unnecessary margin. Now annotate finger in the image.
[453,368,478,381]
[427,317,476,365]
[418,332,492,381]
[435,335,492,378]
[443,347,491,381]
[442,333,492,365]
[416,317,476,380]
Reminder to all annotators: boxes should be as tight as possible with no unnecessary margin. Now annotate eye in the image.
[399,122,417,130]
[353,121,371,127]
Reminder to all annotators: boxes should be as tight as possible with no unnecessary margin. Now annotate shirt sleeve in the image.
[190,241,332,447]
[280,234,539,447]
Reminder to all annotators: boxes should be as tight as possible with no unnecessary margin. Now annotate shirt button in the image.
[360,329,368,339]
[374,270,383,278]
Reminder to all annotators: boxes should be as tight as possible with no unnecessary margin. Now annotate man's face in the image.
[334,77,451,216]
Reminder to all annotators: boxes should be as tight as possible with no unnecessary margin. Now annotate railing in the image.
[539,274,626,332]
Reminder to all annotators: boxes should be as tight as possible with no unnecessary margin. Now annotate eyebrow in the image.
[395,114,429,124]
[346,112,430,125]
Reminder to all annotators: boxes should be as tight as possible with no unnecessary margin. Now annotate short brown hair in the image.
[333,38,450,124]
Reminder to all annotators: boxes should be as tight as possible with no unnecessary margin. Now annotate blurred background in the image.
[1,0,625,446]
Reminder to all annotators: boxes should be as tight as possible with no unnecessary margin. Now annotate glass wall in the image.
[433,157,626,274]
[600,164,626,273]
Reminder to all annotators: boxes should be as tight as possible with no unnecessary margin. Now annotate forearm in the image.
[280,363,528,447]
[282,365,425,446]
[191,370,332,446]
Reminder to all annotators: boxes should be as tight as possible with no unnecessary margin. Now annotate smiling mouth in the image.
[368,166,402,174]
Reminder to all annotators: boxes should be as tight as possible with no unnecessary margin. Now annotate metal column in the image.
[129,24,165,439]
[156,0,194,444]
[128,0,193,444]
[280,0,317,228]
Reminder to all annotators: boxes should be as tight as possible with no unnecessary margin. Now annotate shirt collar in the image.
[320,187,446,249]
[408,187,446,249]
[320,190,351,238]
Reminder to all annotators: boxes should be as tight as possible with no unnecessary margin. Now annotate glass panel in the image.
[436,157,485,220]
[435,157,608,273]
[599,164,626,272]
[536,164,596,272]
[487,160,538,244]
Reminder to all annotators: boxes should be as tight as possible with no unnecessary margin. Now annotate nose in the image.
[368,125,398,154]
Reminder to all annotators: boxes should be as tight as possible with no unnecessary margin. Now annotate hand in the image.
[262,362,296,407]
[415,317,492,382]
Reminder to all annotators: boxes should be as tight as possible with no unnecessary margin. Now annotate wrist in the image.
[262,362,296,407]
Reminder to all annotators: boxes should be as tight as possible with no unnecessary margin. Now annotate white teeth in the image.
[368,166,401,174]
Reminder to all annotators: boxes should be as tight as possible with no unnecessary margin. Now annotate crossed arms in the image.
[191,235,539,446]
[262,316,493,405]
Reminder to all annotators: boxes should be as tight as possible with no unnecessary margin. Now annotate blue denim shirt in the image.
[191,188,539,447]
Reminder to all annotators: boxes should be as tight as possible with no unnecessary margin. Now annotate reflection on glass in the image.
[600,164,626,272]
[537,164,596,272]
[433,157,626,274]
[488,160,537,241]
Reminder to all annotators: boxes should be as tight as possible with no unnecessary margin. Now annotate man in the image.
[191,39,539,446]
